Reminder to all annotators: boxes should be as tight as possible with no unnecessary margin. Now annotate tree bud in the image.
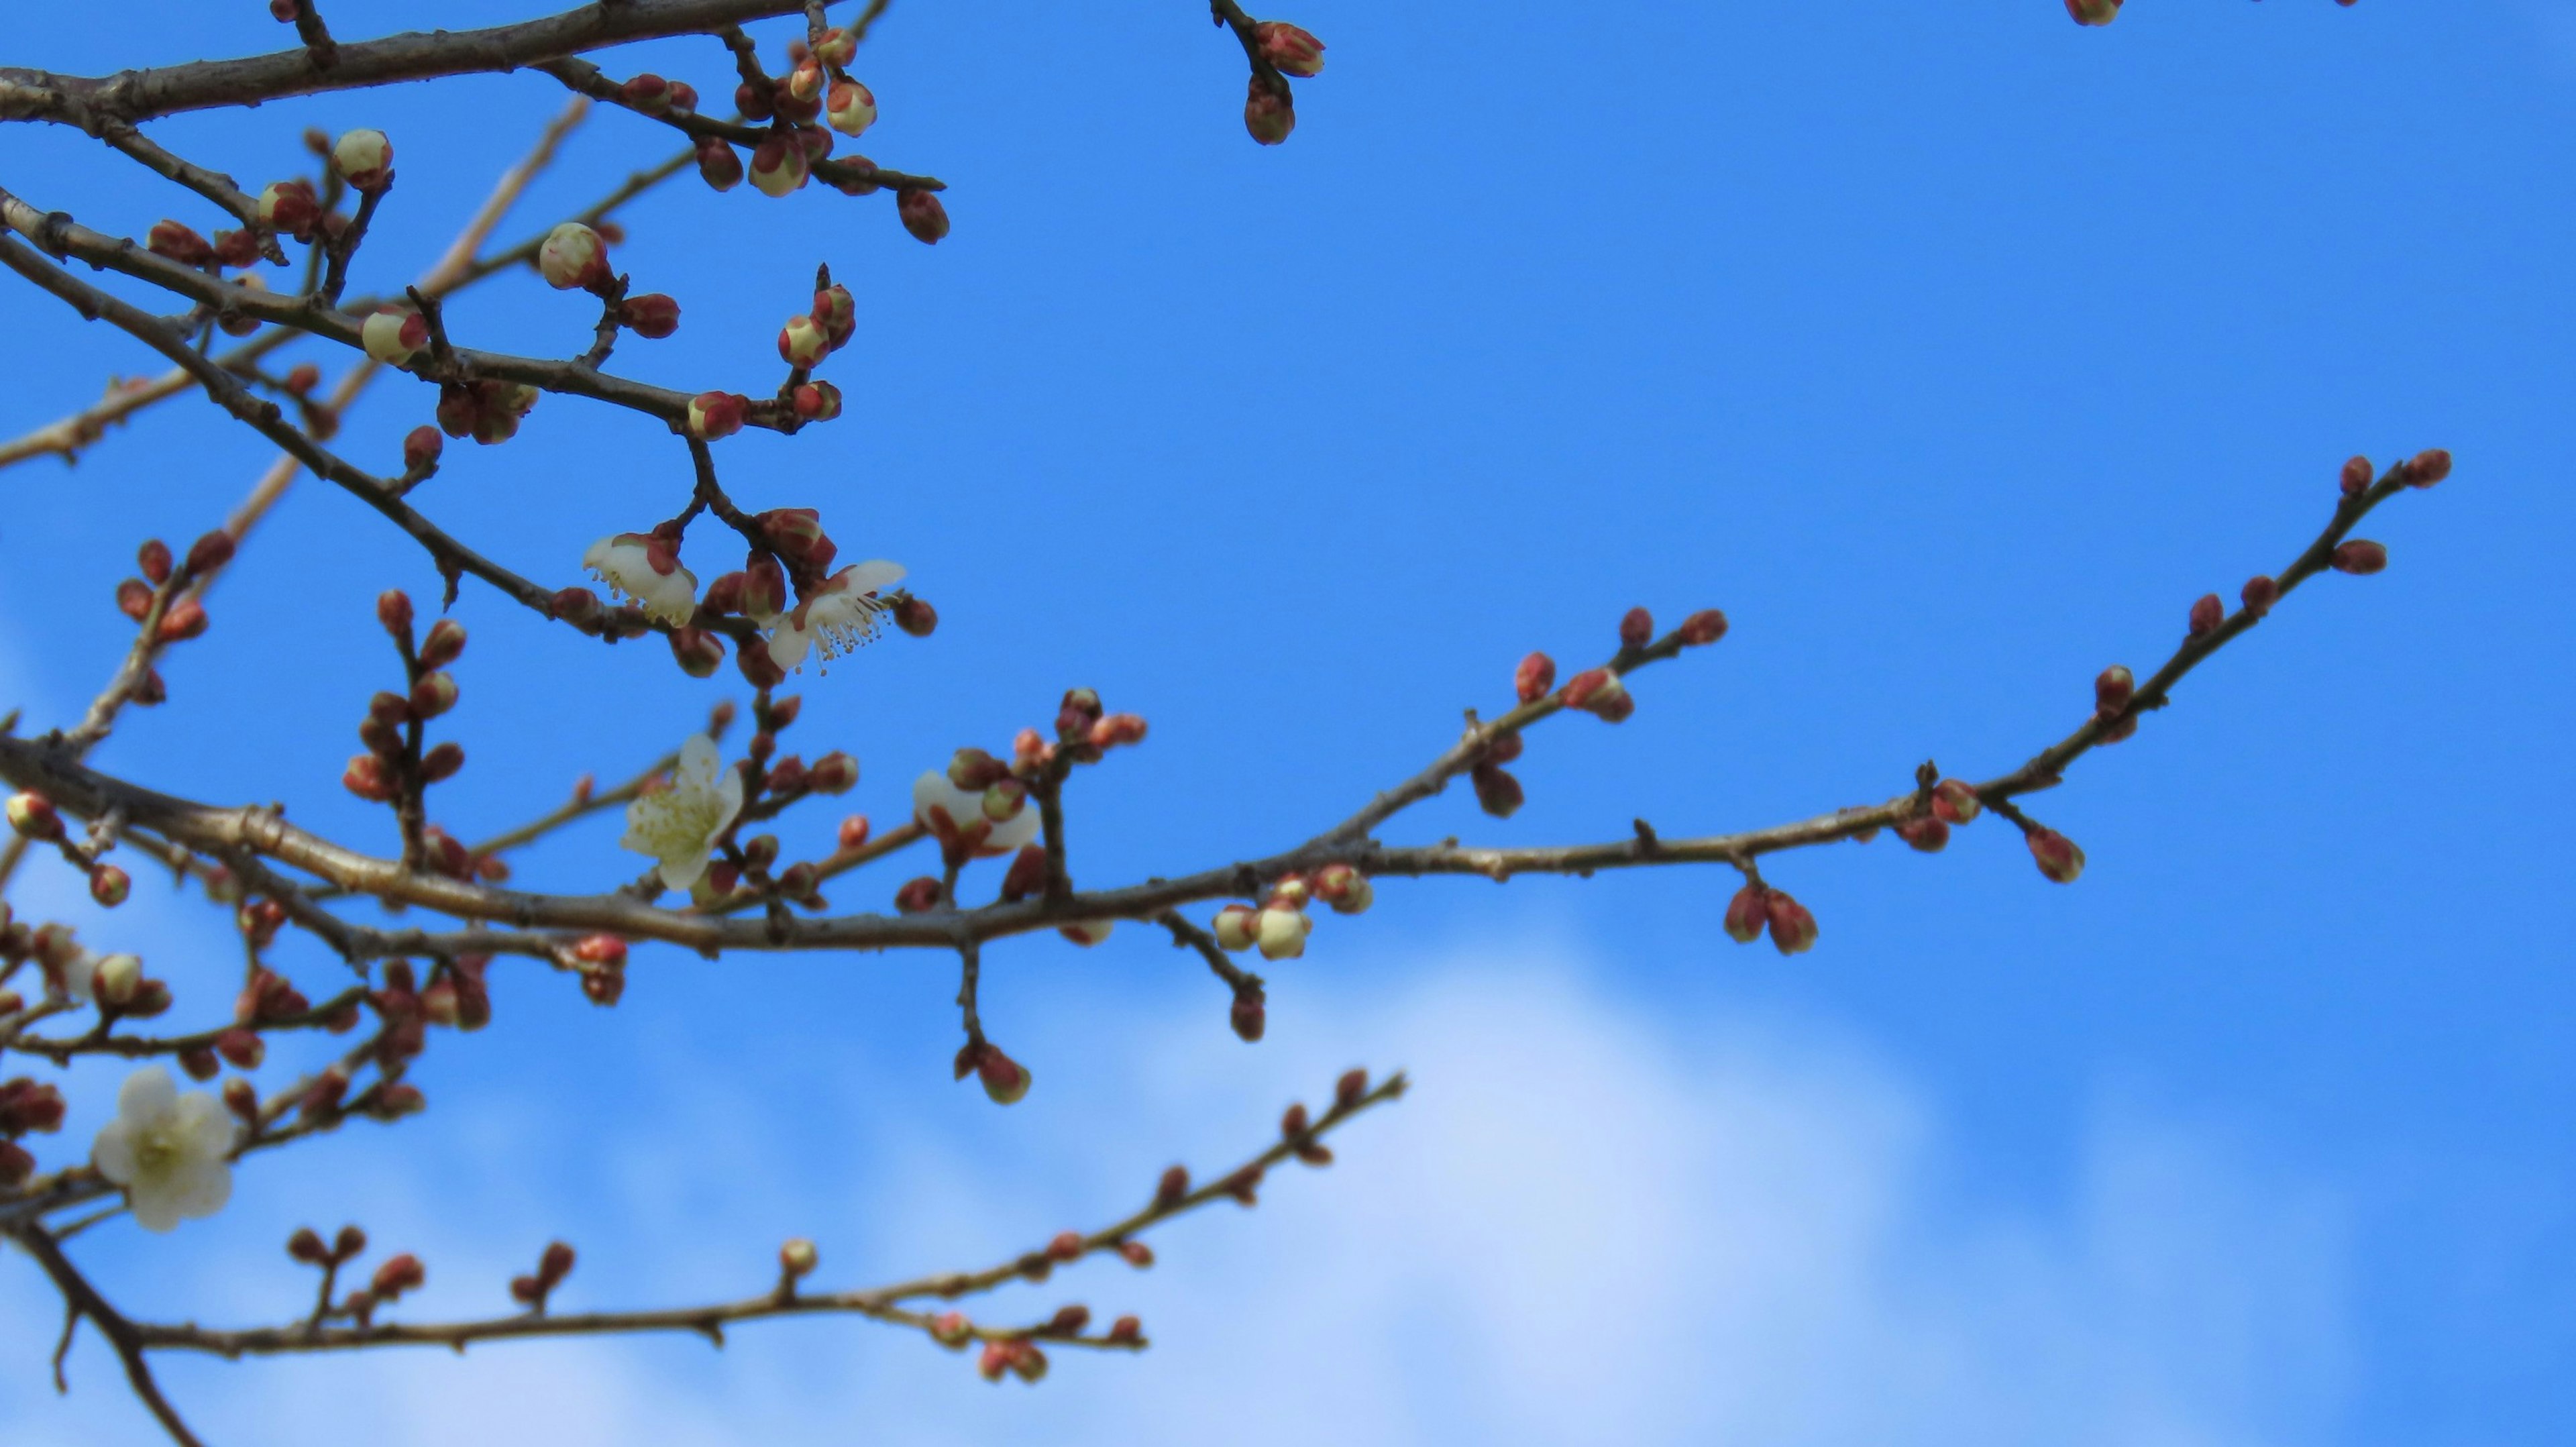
[978,1049,1031,1106]
[898,188,951,244]
[779,313,830,367]
[826,79,877,137]
[1765,892,1819,955]
[139,539,174,584]
[749,136,810,197]
[1255,21,1326,76]
[89,864,131,907]
[1244,78,1295,144]
[794,380,845,421]
[893,595,937,636]
[2188,593,2224,638]
[1678,608,1729,645]
[1254,906,1309,961]
[2241,574,2278,619]
[2330,539,2387,575]
[780,1238,819,1277]
[2027,828,2086,883]
[1470,762,1523,818]
[537,223,610,291]
[333,129,394,191]
[257,179,322,239]
[2339,455,2373,496]
[2404,448,2452,487]
[2094,665,2134,716]
[6,792,62,841]
[1231,992,1267,1041]
[667,627,726,678]
[215,1026,266,1069]
[696,136,745,191]
[687,391,747,441]
[147,219,216,266]
[370,1252,425,1301]
[620,292,680,339]
[2064,0,2122,24]
[419,741,466,784]
[1894,816,1949,853]
[1619,606,1653,649]
[1931,779,1982,825]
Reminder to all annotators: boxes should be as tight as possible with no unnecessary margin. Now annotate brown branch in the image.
[0,1,812,125]
[121,1070,1401,1363]
[7,1226,206,1446]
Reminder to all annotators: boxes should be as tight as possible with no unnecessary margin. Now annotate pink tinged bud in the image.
[894,876,943,914]
[977,1341,1012,1382]
[2027,828,2086,883]
[892,595,936,637]
[1618,607,1654,649]
[2095,665,2135,716]
[1561,668,1632,721]
[371,1252,426,1301]
[1245,79,1296,145]
[89,864,130,906]
[1509,652,1559,708]
[420,619,466,669]
[929,1311,972,1348]
[2404,449,2452,487]
[1231,992,1267,1041]
[786,59,826,104]
[1155,1165,1191,1208]
[2241,574,2279,619]
[1931,779,1982,825]
[687,391,747,440]
[749,136,810,197]
[1254,906,1309,961]
[2188,593,2224,639]
[1090,712,1148,749]
[156,600,208,642]
[550,587,603,627]
[140,539,174,584]
[1723,882,1769,944]
[667,627,726,678]
[115,578,152,620]
[837,815,873,853]
[1059,919,1114,947]
[360,310,429,366]
[1765,892,1819,955]
[779,313,830,368]
[409,672,458,719]
[147,219,216,266]
[826,79,878,137]
[2339,455,2374,496]
[1213,904,1259,951]
[981,778,1028,823]
[6,792,62,841]
[343,754,394,800]
[1117,1240,1154,1269]
[898,188,951,244]
[979,1050,1032,1106]
[180,1044,219,1080]
[257,179,322,239]
[537,223,609,290]
[333,129,394,191]
[215,1026,266,1069]
[620,292,680,339]
[1255,21,1326,76]
[402,425,443,473]
[696,137,744,191]
[1678,608,1729,646]
[2064,0,2122,24]
[808,751,858,794]
[794,380,844,421]
[1894,816,1950,853]
[223,1077,260,1124]
[2331,540,2388,575]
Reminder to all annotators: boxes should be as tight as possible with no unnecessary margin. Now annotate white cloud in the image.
[0,946,2349,1445]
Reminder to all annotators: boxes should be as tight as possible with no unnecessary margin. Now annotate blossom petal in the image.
[117,1065,178,1124]
[91,1118,138,1185]
[835,559,906,594]
[657,846,715,893]
[130,1182,184,1234]
[162,1157,233,1223]
[173,1092,238,1158]
[988,804,1040,851]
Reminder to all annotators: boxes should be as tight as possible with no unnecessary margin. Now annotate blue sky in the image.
[3,2,2571,1442]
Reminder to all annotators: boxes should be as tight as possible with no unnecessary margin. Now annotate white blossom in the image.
[621,735,743,890]
[92,1066,237,1233]
[762,560,905,673]
[912,769,1038,857]
[584,532,700,627]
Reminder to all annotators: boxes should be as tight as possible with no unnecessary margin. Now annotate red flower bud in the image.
[2241,574,2278,619]
[2330,539,2387,575]
[419,741,465,784]
[686,391,747,441]
[696,136,744,191]
[2064,0,2122,24]
[1470,762,1523,818]
[370,1252,426,1301]
[138,539,174,583]
[1155,1165,1190,1208]
[1897,816,1951,853]
[978,1049,1031,1106]
[2339,455,2373,496]
[1678,608,1729,646]
[89,864,131,906]
[420,619,467,669]
[1618,607,1654,649]
[6,792,62,841]
[215,1026,265,1069]
[898,188,950,244]
[2404,448,2451,488]
[2188,593,2224,638]
[1118,1240,1154,1269]
[1254,21,1326,76]
[147,220,215,266]
[1244,78,1295,145]
[1765,892,1819,955]
[2094,664,2135,716]
[1723,882,1769,944]
[1561,668,1633,722]
[156,600,208,642]
[1336,1069,1369,1110]
[620,292,680,339]
[1002,845,1048,902]
[2027,828,2086,884]
[667,627,726,678]
[894,876,943,914]
[1931,779,1982,825]
[1230,992,1267,1042]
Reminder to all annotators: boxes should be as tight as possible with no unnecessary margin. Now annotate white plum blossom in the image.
[92,1065,237,1233]
[47,949,101,1004]
[621,735,743,890]
[761,560,905,673]
[584,531,699,627]
[912,769,1038,858]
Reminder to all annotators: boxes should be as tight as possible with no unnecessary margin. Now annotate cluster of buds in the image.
[509,1240,578,1311]
[1722,879,1821,955]
[0,1076,67,1187]
[433,377,539,445]
[286,1223,371,1271]
[778,275,861,384]
[419,955,494,1032]
[616,72,701,115]
[1242,21,1326,145]
[1211,862,1374,965]
[1891,777,1983,855]
[977,1338,1049,1384]
[1279,1098,1337,1167]
[913,690,1147,877]
[343,592,468,808]
[102,530,236,700]
[954,1039,1033,1106]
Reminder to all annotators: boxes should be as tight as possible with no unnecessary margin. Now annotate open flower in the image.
[761,560,906,673]
[913,769,1038,859]
[584,531,699,626]
[93,1065,237,1233]
[621,735,744,890]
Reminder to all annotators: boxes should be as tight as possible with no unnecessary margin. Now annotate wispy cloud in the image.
[3,947,2350,1444]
